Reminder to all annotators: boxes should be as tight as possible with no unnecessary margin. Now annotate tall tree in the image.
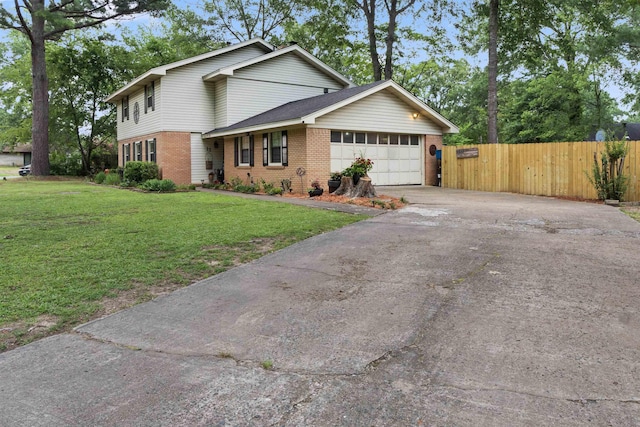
[487,0,498,143]
[0,0,169,176]
[47,33,127,175]
[350,0,421,81]
[204,0,305,42]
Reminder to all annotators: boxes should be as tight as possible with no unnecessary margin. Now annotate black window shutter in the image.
[249,135,255,166]
[145,140,149,161]
[151,81,155,111]
[234,137,239,167]
[122,144,125,166]
[263,133,268,166]
[144,86,148,113]
[282,130,288,166]
[121,99,125,122]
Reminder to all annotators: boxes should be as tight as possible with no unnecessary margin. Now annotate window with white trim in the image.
[122,96,129,122]
[234,136,254,166]
[144,82,155,113]
[146,138,156,162]
[122,143,130,165]
[262,131,288,166]
[134,141,142,161]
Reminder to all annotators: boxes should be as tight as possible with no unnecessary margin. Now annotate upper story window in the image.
[122,96,129,122]
[234,136,254,166]
[262,131,288,166]
[144,82,155,113]
[146,139,156,163]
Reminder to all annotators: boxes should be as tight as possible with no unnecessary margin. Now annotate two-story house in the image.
[105,38,458,190]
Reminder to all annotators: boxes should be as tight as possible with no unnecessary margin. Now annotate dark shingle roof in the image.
[206,80,387,135]
[587,123,640,141]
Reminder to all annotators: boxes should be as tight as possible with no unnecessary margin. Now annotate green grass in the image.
[623,208,640,222]
[0,180,364,346]
[0,166,20,177]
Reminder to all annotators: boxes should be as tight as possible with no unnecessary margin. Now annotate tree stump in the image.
[334,175,377,198]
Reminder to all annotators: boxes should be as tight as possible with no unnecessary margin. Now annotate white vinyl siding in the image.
[161,46,266,132]
[214,80,227,129]
[226,77,331,125]
[117,82,162,140]
[234,53,345,89]
[313,91,443,135]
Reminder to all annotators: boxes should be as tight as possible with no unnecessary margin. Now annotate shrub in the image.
[104,172,121,186]
[124,161,159,184]
[140,179,176,192]
[266,187,283,195]
[50,152,83,176]
[94,171,106,184]
[587,139,629,201]
[234,184,258,193]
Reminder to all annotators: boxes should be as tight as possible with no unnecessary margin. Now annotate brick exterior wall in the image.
[222,128,442,191]
[118,131,191,185]
[224,127,330,194]
[423,134,443,186]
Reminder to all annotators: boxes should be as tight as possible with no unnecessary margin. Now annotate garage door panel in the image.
[330,133,423,185]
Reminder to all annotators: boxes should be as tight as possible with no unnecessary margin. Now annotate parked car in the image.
[18,164,31,176]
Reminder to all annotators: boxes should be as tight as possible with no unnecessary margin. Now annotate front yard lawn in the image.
[0,180,364,351]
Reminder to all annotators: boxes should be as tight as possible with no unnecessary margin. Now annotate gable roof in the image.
[203,80,459,138]
[201,44,353,88]
[104,38,274,103]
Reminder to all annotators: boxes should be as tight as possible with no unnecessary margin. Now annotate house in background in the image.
[588,123,640,142]
[105,38,458,191]
[0,144,31,166]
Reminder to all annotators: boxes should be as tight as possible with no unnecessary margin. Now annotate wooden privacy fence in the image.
[442,141,640,202]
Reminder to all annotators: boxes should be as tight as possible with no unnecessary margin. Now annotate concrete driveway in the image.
[2,187,639,426]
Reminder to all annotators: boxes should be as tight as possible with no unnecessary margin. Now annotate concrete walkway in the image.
[2,187,640,426]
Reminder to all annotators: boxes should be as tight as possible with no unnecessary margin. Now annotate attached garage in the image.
[330,131,423,185]
[204,79,458,191]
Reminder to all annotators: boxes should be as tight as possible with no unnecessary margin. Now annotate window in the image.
[410,135,420,146]
[144,82,155,113]
[367,133,378,144]
[330,131,342,143]
[263,131,288,166]
[122,96,129,122]
[146,138,156,162]
[355,132,366,144]
[380,134,389,144]
[122,143,130,165]
[343,132,354,143]
[134,141,142,161]
[234,136,254,166]
[400,135,409,145]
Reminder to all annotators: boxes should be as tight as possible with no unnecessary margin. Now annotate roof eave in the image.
[203,119,305,139]
[105,38,275,103]
[104,70,165,103]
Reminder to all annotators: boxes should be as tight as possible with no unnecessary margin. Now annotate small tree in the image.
[588,138,629,201]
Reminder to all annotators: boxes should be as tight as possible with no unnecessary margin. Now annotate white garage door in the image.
[330,131,423,185]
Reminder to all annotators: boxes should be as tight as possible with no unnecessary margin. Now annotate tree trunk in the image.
[334,176,354,196]
[334,176,377,198]
[362,0,382,81]
[384,1,397,80]
[30,0,50,175]
[487,0,499,144]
